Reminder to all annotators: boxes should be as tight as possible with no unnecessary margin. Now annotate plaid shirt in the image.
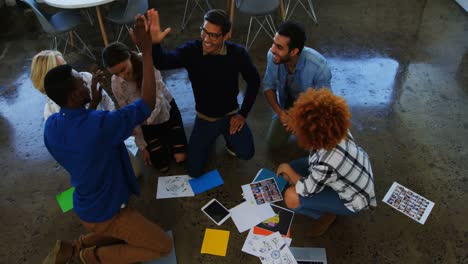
[295,133,377,212]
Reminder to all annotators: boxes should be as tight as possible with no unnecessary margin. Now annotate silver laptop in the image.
[290,247,327,264]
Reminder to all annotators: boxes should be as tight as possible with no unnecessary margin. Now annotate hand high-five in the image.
[90,70,104,109]
[146,9,171,44]
[130,14,152,51]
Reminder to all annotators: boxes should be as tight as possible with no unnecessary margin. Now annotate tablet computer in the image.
[201,198,231,226]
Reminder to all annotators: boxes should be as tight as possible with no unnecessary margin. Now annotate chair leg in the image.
[125,24,141,52]
[181,0,206,31]
[63,34,70,56]
[286,0,300,20]
[72,31,96,60]
[287,0,318,23]
[245,16,254,49]
[116,25,125,41]
[305,0,318,23]
[245,15,276,50]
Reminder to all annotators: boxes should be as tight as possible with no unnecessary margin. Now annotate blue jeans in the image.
[187,116,255,177]
[289,158,357,219]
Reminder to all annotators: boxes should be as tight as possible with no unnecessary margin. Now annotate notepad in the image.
[253,168,287,192]
[189,170,224,195]
[200,228,230,256]
[56,187,74,213]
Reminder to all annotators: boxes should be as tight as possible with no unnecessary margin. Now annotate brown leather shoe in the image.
[307,213,337,237]
[42,240,73,264]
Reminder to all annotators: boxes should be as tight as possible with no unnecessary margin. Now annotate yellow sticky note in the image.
[201,228,230,256]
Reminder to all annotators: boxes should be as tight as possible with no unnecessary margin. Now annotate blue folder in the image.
[189,169,224,195]
[252,168,287,192]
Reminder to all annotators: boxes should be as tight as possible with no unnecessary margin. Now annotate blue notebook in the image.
[252,168,287,192]
[189,170,224,195]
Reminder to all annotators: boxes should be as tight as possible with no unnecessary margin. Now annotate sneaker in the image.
[42,240,73,264]
[225,145,237,157]
[307,213,337,237]
[79,246,98,264]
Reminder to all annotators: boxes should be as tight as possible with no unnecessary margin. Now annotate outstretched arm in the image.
[130,15,156,111]
[147,9,171,44]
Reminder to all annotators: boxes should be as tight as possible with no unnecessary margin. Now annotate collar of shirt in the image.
[292,49,308,73]
[202,41,227,56]
[59,107,89,117]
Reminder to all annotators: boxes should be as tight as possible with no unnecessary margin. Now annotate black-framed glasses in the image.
[200,26,223,40]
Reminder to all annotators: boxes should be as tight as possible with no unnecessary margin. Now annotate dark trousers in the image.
[141,100,187,169]
[187,115,255,177]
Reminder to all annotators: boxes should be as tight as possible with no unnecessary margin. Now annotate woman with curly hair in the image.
[276,88,376,237]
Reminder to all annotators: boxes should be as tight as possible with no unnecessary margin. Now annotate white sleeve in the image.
[43,99,60,120]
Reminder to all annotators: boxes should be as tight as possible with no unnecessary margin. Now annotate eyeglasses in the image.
[200,26,223,40]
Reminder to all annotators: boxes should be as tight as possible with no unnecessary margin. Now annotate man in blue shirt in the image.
[263,21,332,149]
[42,16,172,264]
[147,9,260,177]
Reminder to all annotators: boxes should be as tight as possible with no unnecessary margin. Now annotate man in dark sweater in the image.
[147,9,260,177]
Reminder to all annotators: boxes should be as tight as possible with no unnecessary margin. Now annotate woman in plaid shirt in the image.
[277,88,376,237]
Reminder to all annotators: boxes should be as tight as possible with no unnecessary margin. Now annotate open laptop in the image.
[290,247,328,264]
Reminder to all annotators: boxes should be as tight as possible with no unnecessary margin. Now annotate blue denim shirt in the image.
[44,99,150,222]
[262,47,332,109]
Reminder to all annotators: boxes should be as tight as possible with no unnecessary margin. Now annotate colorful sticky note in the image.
[201,228,230,256]
[56,187,74,213]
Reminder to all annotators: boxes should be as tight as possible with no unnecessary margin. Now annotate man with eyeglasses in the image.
[263,21,332,150]
[147,9,260,177]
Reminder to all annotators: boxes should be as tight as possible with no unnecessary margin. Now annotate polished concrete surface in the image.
[0,0,467,263]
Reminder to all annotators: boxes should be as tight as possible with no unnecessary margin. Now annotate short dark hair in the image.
[44,64,75,107]
[277,21,306,53]
[102,42,131,68]
[204,9,231,36]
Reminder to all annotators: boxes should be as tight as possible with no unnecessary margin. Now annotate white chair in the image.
[236,0,280,50]
[284,0,318,23]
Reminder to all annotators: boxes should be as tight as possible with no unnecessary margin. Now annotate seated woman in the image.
[277,88,376,237]
[30,50,115,120]
[102,42,187,172]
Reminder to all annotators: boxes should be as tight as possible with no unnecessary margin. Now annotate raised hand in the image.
[146,9,171,44]
[89,70,104,109]
[130,15,152,51]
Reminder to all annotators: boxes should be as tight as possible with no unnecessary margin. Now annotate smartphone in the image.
[201,198,231,226]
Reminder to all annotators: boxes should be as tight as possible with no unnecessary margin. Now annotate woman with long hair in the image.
[102,42,187,172]
[30,50,115,120]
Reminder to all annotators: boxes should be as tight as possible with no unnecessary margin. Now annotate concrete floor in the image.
[0,0,467,263]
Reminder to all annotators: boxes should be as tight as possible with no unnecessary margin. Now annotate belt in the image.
[196,110,237,122]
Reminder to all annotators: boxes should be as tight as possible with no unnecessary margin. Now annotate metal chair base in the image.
[285,0,318,23]
[245,15,276,50]
[50,31,96,60]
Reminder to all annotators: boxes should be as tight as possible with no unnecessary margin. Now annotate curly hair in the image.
[288,88,351,150]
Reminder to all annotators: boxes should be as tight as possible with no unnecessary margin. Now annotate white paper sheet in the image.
[124,136,139,156]
[242,229,292,257]
[156,175,195,199]
[254,232,297,264]
[230,201,275,233]
[383,182,435,224]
